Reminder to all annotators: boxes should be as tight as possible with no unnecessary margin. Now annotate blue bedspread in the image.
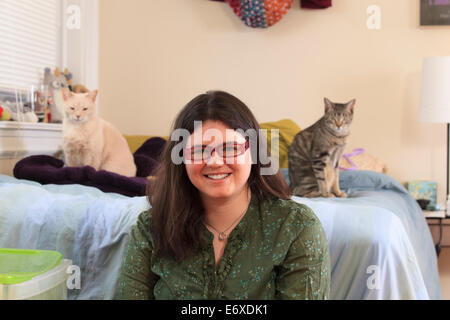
[0,171,442,300]
[288,170,441,299]
[0,175,149,299]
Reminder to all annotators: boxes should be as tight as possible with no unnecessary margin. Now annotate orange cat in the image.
[62,89,137,177]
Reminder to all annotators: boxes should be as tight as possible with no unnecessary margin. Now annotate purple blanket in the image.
[13,137,167,197]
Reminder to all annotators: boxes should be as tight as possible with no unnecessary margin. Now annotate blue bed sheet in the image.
[286,170,441,299]
[0,171,442,299]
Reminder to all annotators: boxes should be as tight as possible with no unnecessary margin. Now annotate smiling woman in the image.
[116,90,331,300]
[185,121,253,210]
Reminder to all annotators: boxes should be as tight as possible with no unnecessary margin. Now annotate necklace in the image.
[204,208,247,241]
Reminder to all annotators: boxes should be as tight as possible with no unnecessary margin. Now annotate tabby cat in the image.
[62,89,137,177]
[288,98,355,198]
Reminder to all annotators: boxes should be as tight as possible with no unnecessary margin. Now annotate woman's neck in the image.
[202,188,251,231]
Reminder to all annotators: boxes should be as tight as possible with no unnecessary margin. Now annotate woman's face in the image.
[184,120,252,202]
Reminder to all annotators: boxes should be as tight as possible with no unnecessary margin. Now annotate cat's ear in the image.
[324,98,334,113]
[87,90,98,103]
[62,88,73,101]
[346,99,356,114]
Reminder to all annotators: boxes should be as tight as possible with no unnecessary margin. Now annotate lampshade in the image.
[419,56,450,123]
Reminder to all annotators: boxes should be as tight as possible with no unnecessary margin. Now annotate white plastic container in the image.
[0,249,72,300]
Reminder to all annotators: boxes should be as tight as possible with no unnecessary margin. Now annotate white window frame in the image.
[62,0,99,93]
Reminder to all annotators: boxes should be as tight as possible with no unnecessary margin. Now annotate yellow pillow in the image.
[260,119,301,169]
[123,118,301,169]
[123,135,168,154]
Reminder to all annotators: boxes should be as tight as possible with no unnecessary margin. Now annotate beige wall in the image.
[99,0,450,205]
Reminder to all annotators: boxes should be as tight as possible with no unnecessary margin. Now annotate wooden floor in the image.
[439,247,450,299]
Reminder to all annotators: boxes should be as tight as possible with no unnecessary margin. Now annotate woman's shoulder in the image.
[259,196,321,233]
[262,196,316,216]
[132,208,154,244]
[137,208,153,224]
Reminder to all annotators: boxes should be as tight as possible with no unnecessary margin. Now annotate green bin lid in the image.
[0,248,63,285]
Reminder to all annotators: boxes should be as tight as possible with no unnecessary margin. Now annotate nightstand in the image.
[424,210,446,257]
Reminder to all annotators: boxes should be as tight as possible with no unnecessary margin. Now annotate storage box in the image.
[407,180,437,210]
[0,248,72,300]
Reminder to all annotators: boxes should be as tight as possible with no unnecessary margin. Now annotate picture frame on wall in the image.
[421,0,450,25]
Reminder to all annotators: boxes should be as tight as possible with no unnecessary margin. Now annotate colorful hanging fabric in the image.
[224,0,294,28]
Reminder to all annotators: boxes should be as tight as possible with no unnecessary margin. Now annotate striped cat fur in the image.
[288,98,355,198]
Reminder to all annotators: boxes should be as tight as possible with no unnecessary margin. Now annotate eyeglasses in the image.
[184,140,250,161]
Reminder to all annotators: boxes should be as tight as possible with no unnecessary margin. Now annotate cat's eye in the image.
[70,107,75,110]
[83,108,87,111]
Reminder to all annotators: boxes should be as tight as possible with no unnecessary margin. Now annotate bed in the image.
[0,170,442,300]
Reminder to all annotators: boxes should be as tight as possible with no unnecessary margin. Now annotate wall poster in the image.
[421,0,450,25]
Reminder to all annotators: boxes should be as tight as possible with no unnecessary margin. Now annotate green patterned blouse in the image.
[116,195,330,300]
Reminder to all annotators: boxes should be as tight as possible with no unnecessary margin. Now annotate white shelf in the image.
[424,210,446,219]
[0,121,62,131]
[0,121,63,160]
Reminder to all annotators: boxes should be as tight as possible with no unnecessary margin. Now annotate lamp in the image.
[419,56,450,213]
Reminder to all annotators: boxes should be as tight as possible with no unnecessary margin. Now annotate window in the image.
[0,0,62,91]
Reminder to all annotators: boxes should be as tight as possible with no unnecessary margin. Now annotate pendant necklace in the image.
[204,208,247,241]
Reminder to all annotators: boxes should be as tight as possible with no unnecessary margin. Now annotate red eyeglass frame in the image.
[184,139,250,161]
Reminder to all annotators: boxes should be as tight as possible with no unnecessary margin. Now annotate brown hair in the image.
[148,90,290,261]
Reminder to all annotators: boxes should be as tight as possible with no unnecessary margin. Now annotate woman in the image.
[116,91,330,300]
